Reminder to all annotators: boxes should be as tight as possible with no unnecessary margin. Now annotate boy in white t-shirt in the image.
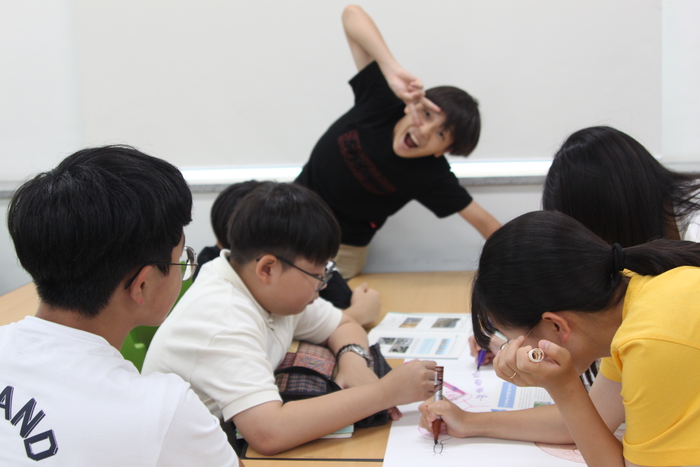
[143,182,437,455]
[1,146,241,466]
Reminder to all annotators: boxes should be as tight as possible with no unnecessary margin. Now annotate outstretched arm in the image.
[341,4,440,122]
[459,201,501,239]
[419,370,625,446]
[234,359,436,455]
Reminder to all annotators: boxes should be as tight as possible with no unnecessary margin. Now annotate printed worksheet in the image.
[368,313,470,359]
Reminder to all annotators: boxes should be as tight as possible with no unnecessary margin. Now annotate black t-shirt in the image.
[296,61,473,246]
[193,245,221,281]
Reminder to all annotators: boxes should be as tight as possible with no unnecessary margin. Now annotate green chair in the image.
[121,278,193,371]
[120,332,147,371]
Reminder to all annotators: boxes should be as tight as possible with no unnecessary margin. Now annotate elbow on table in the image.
[246,434,289,457]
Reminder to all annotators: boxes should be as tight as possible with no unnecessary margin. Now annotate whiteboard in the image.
[1,0,661,179]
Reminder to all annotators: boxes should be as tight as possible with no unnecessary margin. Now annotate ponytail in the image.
[623,239,700,275]
[472,211,700,348]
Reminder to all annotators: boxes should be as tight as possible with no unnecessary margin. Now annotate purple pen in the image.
[476,348,487,370]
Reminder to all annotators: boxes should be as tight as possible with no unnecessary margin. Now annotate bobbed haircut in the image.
[543,126,700,247]
[472,210,700,349]
[227,182,340,266]
[8,145,192,317]
[211,180,264,248]
[425,86,480,157]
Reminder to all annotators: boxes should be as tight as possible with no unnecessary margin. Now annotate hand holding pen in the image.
[432,366,444,445]
[469,335,504,368]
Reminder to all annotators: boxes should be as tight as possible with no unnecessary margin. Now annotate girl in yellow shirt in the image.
[421,210,700,467]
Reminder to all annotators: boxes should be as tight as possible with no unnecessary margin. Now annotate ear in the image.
[254,254,279,285]
[125,265,155,306]
[540,311,573,344]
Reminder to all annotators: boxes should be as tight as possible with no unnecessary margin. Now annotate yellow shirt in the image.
[600,266,700,465]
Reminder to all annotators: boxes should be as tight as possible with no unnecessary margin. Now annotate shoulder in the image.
[291,299,343,342]
[155,380,240,466]
[349,61,399,108]
[618,267,700,346]
[301,297,342,320]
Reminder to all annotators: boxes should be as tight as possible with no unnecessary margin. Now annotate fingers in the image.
[468,335,480,357]
[418,398,437,422]
[406,102,422,127]
[352,283,368,294]
[422,96,441,113]
[496,337,577,390]
[396,359,437,402]
[494,336,525,383]
[415,359,437,370]
[388,406,402,421]
[488,335,506,355]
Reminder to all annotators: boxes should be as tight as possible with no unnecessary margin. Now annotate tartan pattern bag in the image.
[274,341,392,428]
[274,341,340,398]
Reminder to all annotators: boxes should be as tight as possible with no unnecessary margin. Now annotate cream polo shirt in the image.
[143,250,343,422]
[600,267,700,466]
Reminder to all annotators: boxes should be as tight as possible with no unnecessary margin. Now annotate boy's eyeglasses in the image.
[124,246,198,289]
[276,257,336,292]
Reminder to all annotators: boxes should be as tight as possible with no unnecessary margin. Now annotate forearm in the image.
[459,201,501,239]
[236,382,394,455]
[327,315,370,354]
[469,404,574,444]
[342,305,374,326]
[342,5,399,74]
[550,380,624,467]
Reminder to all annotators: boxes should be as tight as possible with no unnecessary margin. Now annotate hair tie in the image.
[612,243,625,272]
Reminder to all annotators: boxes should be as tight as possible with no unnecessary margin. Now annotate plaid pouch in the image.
[274,341,391,428]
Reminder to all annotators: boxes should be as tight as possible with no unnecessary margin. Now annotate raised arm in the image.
[341,5,439,117]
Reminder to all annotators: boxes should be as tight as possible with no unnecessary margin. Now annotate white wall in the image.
[2,1,699,296]
[182,184,544,277]
[0,0,83,181]
[1,0,661,180]
[662,0,700,162]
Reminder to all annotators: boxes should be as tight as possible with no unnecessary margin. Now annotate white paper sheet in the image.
[383,359,587,466]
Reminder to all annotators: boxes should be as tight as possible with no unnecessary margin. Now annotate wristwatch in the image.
[336,344,371,367]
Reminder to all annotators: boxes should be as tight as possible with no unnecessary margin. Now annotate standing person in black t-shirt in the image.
[296,5,501,279]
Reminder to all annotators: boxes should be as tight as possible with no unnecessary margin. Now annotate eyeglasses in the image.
[274,257,336,292]
[499,326,536,351]
[124,246,198,289]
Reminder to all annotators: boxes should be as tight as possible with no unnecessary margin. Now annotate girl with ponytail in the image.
[420,210,700,466]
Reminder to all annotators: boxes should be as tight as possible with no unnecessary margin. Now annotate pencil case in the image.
[274,341,391,428]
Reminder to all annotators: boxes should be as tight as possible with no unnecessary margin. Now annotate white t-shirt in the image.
[142,251,343,422]
[0,316,238,467]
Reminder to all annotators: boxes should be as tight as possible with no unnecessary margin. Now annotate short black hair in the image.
[227,182,340,266]
[425,86,480,156]
[543,126,700,247]
[211,180,264,248]
[7,145,192,317]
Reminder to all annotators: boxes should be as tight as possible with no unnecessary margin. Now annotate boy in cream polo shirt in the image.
[144,182,437,455]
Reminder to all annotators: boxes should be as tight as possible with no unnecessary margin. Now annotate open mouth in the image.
[404,132,418,149]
